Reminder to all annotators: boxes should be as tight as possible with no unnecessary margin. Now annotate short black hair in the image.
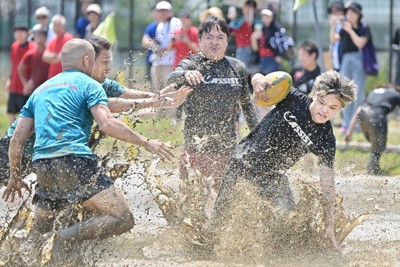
[13,25,29,32]
[198,16,230,39]
[245,0,257,9]
[327,1,345,14]
[85,35,112,57]
[299,40,319,59]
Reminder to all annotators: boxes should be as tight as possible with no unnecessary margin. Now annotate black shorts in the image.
[0,135,34,187]
[7,93,28,114]
[32,155,114,210]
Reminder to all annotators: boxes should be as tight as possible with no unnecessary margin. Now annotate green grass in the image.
[0,111,7,137]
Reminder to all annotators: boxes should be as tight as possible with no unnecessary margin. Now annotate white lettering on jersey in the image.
[283,111,313,146]
[203,75,240,85]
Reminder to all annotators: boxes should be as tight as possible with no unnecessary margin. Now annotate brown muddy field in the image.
[1,164,400,266]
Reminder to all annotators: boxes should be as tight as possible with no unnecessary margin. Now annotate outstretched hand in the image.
[2,179,31,202]
[159,86,193,108]
[144,139,175,161]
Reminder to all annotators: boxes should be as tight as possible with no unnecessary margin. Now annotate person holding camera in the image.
[330,1,370,134]
[328,1,345,72]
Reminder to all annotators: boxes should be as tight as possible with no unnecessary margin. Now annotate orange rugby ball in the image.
[255,71,292,106]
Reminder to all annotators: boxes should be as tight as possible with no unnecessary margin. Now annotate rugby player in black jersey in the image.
[215,70,356,251]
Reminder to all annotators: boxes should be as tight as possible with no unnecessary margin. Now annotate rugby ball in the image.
[255,71,292,106]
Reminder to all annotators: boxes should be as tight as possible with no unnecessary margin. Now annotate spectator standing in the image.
[331,2,369,133]
[43,14,74,79]
[75,0,92,38]
[328,1,345,71]
[31,6,54,43]
[169,10,199,68]
[149,1,181,93]
[251,9,283,75]
[229,0,259,73]
[291,40,321,95]
[251,9,287,119]
[85,3,102,37]
[142,5,160,81]
[18,29,50,98]
[6,26,35,125]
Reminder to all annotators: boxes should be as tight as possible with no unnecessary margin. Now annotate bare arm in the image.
[108,85,192,113]
[142,34,154,50]
[250,31,260,52]
[329,16,338,44]
[18,61,28,88]
[18,61,35,96]
[345,106,362,142]
[2,117,33,202]
[119,88,156,99]
[342,21,368,49]
[42,50,62,64]
[90,104,174,160]
[320,165,340,251]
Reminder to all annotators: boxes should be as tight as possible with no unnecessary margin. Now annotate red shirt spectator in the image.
[169,11,199,68]
[231,21,253,48]
[171,27,199,67]
[43,14,73,78]
[45,32,73,78]
[9,41,34,94]
[18,29,50,96]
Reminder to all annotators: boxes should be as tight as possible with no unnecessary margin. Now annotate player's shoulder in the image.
[224,56,246,69]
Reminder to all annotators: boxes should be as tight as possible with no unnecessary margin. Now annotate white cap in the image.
[35,6,50,18]
[86,3,102,16]
[260,9,273,16]
[155,1,172,11]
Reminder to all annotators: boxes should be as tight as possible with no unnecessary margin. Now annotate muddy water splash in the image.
[209,179,371,265]
[0,123,372,266]
[138,158,372,265]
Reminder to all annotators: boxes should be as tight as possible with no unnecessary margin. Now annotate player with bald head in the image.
[2,38,174,262]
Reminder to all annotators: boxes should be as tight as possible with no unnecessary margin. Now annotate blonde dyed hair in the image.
[311,70,356,107]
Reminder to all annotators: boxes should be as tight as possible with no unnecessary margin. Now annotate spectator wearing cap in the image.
[168,11,199,68]
[7,26,35,125]
[251,9,283,75]
[149,1,181,94]
[75,0,92,38]
[331,1,370,133]
[250,8,285,119]
[328,1,345,71]
[42,14,74,79]
[31,6,54,43]
[18,29,50,98]
[85,3,102,37]
[229,0,259,74]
